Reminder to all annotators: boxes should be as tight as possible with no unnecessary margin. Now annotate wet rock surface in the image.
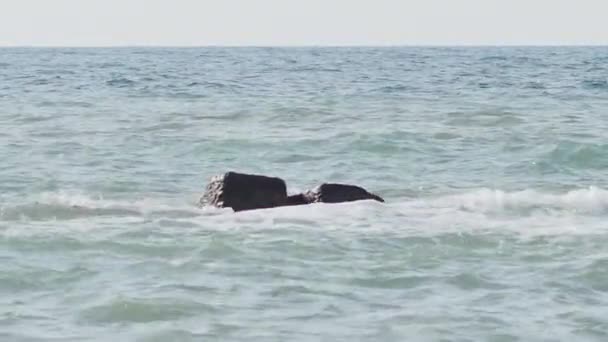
[201,172,384,212]
[200,172,289,212]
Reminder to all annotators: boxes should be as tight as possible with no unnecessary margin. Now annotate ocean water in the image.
[1,47,608,341]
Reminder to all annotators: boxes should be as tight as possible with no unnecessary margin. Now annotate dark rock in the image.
[200,172,288,211]
[302,183,385,204]
[285,194,309,206]
[200,171,385,212]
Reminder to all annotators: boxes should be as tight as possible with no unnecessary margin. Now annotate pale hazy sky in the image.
[1,0,607,46]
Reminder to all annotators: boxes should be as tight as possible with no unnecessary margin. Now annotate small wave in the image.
[190,111,247,121]
[586,66,605,73]
[37,100,93,108]
[16,114,55,123]
[106,77,136,87]
[37,69,76,76]
[0,203,141,221]
[93,62,124,69]
[444,110,524,127]
[273,154,326,163]
[582,79,608,90]
[289,66,342,73]
[350,275,431,290]
[375,84,412,94]
[432,187,608,215]
[27,78,55,86]
[137,330,201,342]
[171,92,206,99]
[480,55,508,62]
[0,191,201,222]
[432,132,461,140]
[202,81,229,89]
[0,266,95,292]
[524,82,546,89]
[141,121,192,132]
[79,298,216,323]
[544,141,608,169]
[447,272,509,291]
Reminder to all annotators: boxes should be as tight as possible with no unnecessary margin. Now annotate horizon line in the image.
[1,43,607,48]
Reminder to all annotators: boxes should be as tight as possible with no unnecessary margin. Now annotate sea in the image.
[1,47,608,341]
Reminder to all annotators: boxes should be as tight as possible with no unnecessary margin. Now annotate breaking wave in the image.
[3,187,608,226]
[429,187,608,215]
[0,191,206,222]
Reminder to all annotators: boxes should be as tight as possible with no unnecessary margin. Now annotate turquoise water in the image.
[1,47,608,341]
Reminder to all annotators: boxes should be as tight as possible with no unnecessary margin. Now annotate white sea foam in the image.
[2,188,608,239]
[431,187,608,215]
[0,190,203,222]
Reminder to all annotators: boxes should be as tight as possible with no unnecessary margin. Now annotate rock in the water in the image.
[200,171,385,212]
[200,172,288,211]
[302,183,385,204]
[285,194,309,206]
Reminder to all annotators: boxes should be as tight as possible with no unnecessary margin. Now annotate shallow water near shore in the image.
[2,47,608,341]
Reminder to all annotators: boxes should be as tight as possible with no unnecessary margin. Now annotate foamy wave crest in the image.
[3,188,608,235]
[0,191,206,221]
[430,187,608,215]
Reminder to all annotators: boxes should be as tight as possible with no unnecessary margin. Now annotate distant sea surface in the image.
[1,47,608,341]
